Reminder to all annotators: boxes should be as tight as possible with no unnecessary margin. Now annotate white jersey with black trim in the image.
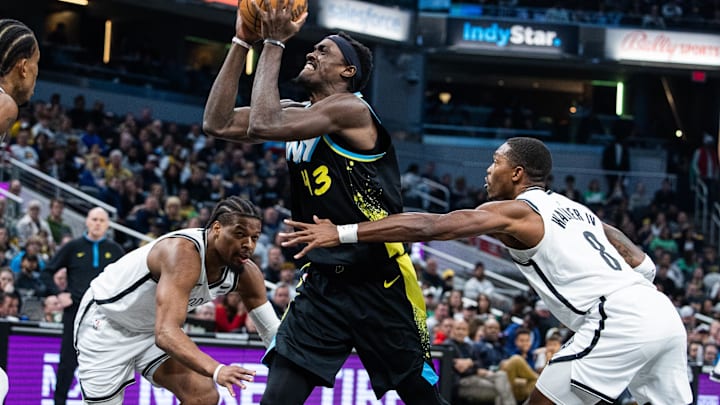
[506,189,654,331]
[88,228,238,333]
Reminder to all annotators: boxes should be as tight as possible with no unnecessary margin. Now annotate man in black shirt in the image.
[48,207,123,405]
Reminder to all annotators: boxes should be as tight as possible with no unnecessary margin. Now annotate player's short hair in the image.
[505,137,553,184]
[336,32,373,92]
[205,196,261,229]
[0,19,38,77]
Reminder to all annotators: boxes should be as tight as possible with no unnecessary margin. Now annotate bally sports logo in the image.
[461,22,561,48]
[605,28,720,67]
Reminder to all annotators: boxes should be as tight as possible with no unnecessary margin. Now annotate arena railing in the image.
[3,157,153,245]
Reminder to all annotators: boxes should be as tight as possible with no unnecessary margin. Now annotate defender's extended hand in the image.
[279,215,339,259]
[217,364,256,396]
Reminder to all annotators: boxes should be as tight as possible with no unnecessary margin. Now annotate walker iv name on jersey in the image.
[550,206,596,229]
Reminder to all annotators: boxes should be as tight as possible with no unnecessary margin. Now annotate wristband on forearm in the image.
[337,224,358,244]
[632,254,656,282]
[248,301,280,348]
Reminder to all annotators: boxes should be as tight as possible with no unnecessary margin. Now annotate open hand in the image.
[279,215,339,259]
[216,364,256,396]
[252,0,308,44]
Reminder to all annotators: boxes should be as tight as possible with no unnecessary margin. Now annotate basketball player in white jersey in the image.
[281,137,693,405]
[74,196,280,404]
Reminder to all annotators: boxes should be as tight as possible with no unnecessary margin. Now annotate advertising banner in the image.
[317,0,413,42]
[604,28,720,67]
[6,334,430,404]
[446,18,579,56]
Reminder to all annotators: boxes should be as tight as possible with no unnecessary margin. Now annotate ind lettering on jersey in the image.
[286,137,320,163]
[551,207,596,229]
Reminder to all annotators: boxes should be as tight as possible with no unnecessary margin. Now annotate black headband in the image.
[326,34,363,89]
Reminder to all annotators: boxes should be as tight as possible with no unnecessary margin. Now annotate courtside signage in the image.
[447,18,578,56]
[317,0,412,42]
[605,28,720,67]
[6,334,419,404]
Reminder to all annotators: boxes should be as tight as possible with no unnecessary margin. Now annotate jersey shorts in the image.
[536,284,692,405]
[266,255,438,398]
[74,293,169,404]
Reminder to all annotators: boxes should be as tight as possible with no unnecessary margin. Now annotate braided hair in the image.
[0,19,37,77]
[205,196,261,229]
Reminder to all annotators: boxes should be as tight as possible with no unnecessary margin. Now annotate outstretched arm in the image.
[202,2,258,142]
[281,201,539,259]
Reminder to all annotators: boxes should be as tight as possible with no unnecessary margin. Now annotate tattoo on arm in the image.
[604,224,641,266]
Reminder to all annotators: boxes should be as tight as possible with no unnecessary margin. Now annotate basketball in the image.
[239,0,308,35]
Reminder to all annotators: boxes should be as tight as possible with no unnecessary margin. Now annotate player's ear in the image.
[340,65,357,79]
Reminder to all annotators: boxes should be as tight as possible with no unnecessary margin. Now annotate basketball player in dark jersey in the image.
[203,2,446,404]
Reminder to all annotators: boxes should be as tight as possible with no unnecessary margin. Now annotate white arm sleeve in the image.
[633,254,656,282]
[248,301,280,348]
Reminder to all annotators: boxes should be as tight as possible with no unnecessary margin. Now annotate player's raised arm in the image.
[202,0,259,142]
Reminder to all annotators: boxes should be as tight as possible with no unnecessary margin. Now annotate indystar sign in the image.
[605,28,720,67]
[447,19,578,56]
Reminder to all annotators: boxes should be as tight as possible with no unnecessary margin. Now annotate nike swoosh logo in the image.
[383,275,401,288]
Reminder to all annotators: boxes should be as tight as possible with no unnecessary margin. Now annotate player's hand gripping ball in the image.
[239,0,308,35]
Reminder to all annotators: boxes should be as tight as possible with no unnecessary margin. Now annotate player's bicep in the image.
[152,240,201,331]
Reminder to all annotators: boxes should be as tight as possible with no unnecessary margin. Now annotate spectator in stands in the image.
[701,246,720,275]
[45,145,79,184]
[104,149,133,182]
[263,245,285,283]
[0,227,17,267]
[15,254,48,297]
[559,175,583,203]
[533,332,562,374]
[601,134,631,194]
[500,327,538,402]
[15,200,53,249]
[42,294,62,323]
[427,301,450,333]
[533,299,560,347]
[164,196,184,232]
[475,293,494,322]
[270,282,291,318]
[140,155,163,189]
[704,342,718,366]
[583,178,606,209]
[10,126,39,167]
[642,4,667,28]
[422,257,444,289]
[649,226,679,257]
[661,0,684,23]
[0,19,40,136]
[652,178,678,212]
[278,263,297,298]
[444,319,516,405]
[46,198,73,245]
[463,261,495,301]
[133,195,168,235]
[691,133,719,199]
[475,317,508,368]
[183,162,211,204]
[215,291,247,332]
[0,268,14,293]
[448,288,463,317]
[441,269,456,294]
[9,236,46,274]
[0,291,20,321]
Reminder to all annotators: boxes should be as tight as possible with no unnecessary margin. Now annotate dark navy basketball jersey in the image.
[285,93,403,266]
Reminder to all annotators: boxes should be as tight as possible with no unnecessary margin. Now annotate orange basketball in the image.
[239,0,308,35]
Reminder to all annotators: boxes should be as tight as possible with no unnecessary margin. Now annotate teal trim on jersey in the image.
[321,135,386,162]
[421,362,439,385]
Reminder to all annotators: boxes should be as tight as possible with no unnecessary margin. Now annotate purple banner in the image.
[6,334,429,404]
[698,372,720,405]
